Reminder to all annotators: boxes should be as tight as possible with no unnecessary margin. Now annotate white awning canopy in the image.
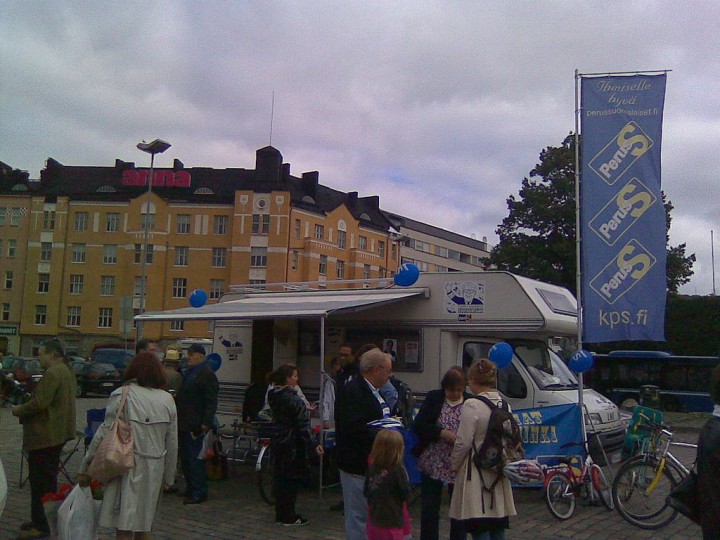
[134,287,428,322]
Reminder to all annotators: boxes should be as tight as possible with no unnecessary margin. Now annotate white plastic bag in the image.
[57,485,98,540]
[198,431,217,459]
[0,458,7,519]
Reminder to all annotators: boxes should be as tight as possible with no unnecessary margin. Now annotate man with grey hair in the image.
[335,348,393,540]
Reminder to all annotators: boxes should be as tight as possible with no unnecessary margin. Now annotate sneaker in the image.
[282,517,308,527]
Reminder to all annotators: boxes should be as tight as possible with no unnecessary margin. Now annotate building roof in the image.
[383,211,490,252]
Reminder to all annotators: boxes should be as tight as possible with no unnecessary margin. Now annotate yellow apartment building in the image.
[1,148,398,356]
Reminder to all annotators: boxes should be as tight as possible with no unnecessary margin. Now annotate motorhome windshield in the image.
[511,341,578,390]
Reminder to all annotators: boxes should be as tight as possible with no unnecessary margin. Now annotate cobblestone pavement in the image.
[1,398,704,539]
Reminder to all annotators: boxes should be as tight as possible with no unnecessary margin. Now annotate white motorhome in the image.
[136,271,626,461]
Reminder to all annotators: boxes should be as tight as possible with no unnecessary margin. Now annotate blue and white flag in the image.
[580,73,667,342]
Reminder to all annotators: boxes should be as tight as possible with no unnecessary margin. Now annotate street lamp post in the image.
[136,139,171,336]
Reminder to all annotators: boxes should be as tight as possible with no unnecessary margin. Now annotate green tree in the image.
[488,133,695,294]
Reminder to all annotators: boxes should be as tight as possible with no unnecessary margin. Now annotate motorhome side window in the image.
[462,341,527,399]
[344,328,422,372]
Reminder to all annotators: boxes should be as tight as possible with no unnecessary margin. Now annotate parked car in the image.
[75,362,122,397]
[90,348,134,373]
[1,356,44,393]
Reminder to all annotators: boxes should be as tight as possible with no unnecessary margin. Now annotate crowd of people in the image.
[2,337,718,540]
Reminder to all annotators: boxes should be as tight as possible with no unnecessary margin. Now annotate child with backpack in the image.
[363,429,412,540]
[449,358,518,540]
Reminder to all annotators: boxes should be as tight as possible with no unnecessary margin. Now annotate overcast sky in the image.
[1,1,718,295]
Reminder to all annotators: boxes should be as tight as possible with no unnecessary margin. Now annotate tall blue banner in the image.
[580,74,667,342]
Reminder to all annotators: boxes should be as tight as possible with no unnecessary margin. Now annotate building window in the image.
[212,247,227,268]
[378,241,385,258]
[210,279,225,299]
[314,224,324,240]
[177,214,191,234]
[71,243,86,263]
[40,242,52,262]
[337,230,346,249]
[294,219,301,239]
[213,215,228,234]
[252,214,270,234]
[11,208,22,226]
[1,303,9,321]
[98,307,113,328]
[379,268,387,278]
[436,246,449,258]
[0,240,3,257]
[448,249,461,261]
[141,213,155,231]
[75,212,88,231]
[250,247,267,267]
[134,276,146,297]
[291,250,299,270]
[363,264,371,279]
[319,255,327,275]
[38,273,50,293]
[359,236,367,250]
[5,271,13,289]
[43,210,56,230]
[170,320,184,331]
[417,261,430,271]
[35,305,47,325]
[67,306,81,327]
[436,264,448,272]
[100,275,115,296]
[172,278,187,298]
[106,212,120,232]
[175,246,189,266]
[391,243,397,260]
[7,239,16,258]
[336,260,345,279]
[249,279,266,285]
[103,244,118,264]
[134,244,153,264]
[414,240,430,253]
[69,274,84,294]
[0,208,5,226]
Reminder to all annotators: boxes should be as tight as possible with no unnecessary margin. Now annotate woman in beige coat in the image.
[450,359,516,540]
[79,353,178,540]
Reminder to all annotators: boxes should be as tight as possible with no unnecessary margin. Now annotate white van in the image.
[136,271,626,462]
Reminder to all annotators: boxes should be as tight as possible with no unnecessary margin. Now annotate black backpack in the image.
[468,395,524,501]
[389,375,415,427]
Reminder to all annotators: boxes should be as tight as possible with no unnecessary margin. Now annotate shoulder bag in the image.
[87,385,134,483]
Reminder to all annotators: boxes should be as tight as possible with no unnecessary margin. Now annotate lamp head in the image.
[137,139,171,155]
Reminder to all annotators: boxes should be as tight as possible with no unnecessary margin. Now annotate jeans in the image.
[340,470,367,540]
[420,473,466,540]
[28,444,64,533]
[471,530,505,540]
[179,431,208,499]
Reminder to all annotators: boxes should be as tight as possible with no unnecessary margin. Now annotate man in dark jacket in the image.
[335,348,392,540]
[176,344,218,505]
[695,365,720,539]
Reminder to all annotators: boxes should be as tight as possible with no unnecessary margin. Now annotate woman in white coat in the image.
[79,352,178,540]
[449,358,516,540]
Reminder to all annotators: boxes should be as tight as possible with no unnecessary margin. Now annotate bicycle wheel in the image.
[255,444,275,505]
[591,464,615,510]
[545,471,576,520]
[612,457,678,529]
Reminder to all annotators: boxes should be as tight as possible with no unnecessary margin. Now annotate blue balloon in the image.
[489,342,513,369]
[394,263,420,287]
[189,289,208,308]
[205,352,222,371]
[568,349,594,373]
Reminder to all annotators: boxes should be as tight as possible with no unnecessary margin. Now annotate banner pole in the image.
[574,69,587,445]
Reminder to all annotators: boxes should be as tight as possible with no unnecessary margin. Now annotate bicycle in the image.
[611,413,696,530]
[544,440,614,520]
[219,420,276,505]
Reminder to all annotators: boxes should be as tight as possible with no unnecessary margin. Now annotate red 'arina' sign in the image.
[122,170,191,187]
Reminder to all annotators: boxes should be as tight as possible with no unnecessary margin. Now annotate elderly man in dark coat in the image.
[176,344,219,505]
[335,348,393,540]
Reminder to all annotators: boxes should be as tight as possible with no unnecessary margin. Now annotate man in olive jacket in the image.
[176,344,219,505]
[12,339,76,540]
